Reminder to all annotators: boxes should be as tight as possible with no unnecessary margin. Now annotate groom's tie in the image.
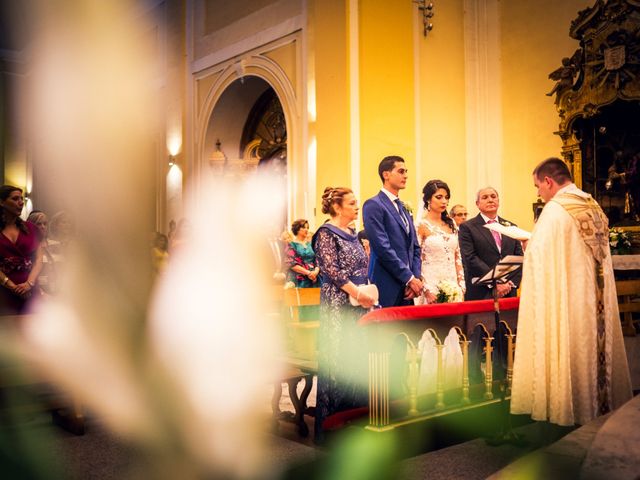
[394,198,410,233]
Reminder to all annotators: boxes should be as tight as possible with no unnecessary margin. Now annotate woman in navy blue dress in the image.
[312,187,375,443]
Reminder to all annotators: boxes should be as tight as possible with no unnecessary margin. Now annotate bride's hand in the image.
[424,290,437,304]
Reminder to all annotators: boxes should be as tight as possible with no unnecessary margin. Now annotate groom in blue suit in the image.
[363,156,423,307]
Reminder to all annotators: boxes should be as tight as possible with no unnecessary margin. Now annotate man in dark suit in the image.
[458,187,524,301]
[363,156,423,307]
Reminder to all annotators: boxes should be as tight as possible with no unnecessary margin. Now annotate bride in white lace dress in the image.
[415,180,465,304]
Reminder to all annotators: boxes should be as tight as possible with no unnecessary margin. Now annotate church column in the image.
[463,0,503,203]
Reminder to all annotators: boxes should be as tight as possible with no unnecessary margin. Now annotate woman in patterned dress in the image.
[416,180,465,304]
[312,187,374,443]
[285,218,319,288]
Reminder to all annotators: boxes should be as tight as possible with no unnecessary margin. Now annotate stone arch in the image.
[194,49,301,223]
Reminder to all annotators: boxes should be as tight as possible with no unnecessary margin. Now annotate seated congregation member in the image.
[285,219,319,287]
[415,180,465,304]
[0,186,43,314]
[48,210,75,251]
[449,204,468,227]
[168,218,191,254]
[151,232,169,277]
[266,227,286,284]
[46,211,75,282]
[27,210,58,295]
[312,187,374,444]
[357,229,370,259]
[458,187,523,301]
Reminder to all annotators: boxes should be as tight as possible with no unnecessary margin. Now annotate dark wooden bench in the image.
[272,288,320,436]
[616,279,640,336]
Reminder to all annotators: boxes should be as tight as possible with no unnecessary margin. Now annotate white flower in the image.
[436,280,463,303]
[609,227,631,250]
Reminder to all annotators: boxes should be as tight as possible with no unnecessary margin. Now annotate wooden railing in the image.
[616,279,640,336]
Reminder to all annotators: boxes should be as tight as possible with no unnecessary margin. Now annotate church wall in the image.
[161,0,186,232]
[309,0,351,227]
[194,0,303,61]
[184,0,602,232]
[499,0,593,230]
[2,72,28,192]
[415,0,467,216]
[358,0,417,207]
[202,0,277,35]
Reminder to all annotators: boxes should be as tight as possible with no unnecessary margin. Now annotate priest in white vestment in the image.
[511,157,632,426]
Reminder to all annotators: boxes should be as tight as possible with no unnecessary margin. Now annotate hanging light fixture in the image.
[414,0,435,37]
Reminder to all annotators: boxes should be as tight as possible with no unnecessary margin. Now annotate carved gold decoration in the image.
[500,320,516,393]
[473,323,494,400]
[422,329,446,410]
[552,1,640,189]
[369,352,390,428]
[399,333,420,416]
[454,326,471,405]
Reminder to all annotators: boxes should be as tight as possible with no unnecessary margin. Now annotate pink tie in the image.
[488,219,501,249]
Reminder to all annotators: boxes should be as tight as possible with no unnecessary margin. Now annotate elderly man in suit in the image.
[363,156,423,307]
[450,204,468,227]
[458,187,523,300]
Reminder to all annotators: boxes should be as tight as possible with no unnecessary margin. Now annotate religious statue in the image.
[546,49,582,101]
[605,151,640,222]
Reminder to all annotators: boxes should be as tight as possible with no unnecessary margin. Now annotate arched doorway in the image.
[201,76,289,230]
[203,76,287,180]
[193,34,305,230]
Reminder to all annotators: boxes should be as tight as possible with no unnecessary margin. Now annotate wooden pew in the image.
[616,279,640,336]
[283,287,320,361]
[273,288,320,436]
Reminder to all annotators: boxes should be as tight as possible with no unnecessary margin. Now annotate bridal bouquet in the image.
[435,280,463,303]
[609,227,632,255]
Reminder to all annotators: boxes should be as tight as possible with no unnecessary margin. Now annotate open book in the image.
[474,255,524,285]
[484,222,531,241]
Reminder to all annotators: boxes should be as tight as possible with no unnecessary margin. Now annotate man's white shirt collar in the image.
[480,212,498,223]
[381,188,403,213]
[381,187,400,203]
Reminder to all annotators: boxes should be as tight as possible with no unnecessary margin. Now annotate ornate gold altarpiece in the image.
[551,0,640,230]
